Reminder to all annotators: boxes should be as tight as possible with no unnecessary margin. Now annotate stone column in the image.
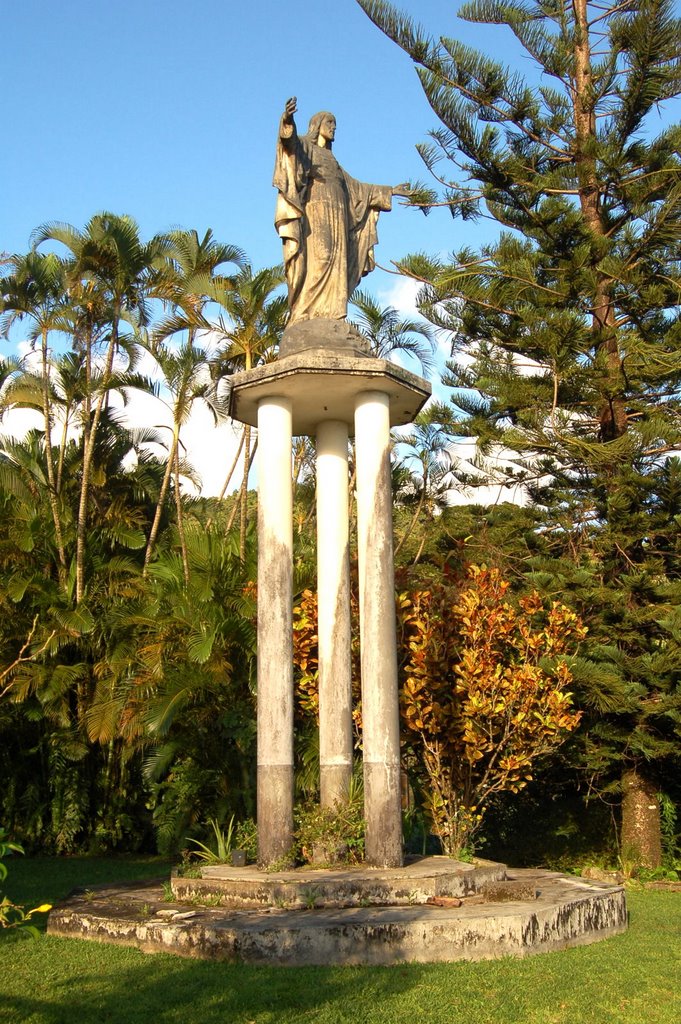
[256,396,294,866]
[354,391,403,868]
[316,419,353,809]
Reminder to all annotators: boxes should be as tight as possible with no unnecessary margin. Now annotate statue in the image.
[273,98,410,335]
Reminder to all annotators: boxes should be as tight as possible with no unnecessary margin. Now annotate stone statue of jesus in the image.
[273,97,409,328]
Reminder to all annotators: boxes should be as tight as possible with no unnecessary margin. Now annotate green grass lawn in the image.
[1,857,680,1024]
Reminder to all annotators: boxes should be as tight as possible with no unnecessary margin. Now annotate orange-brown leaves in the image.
[399,565,584,855]
[292,565,585,857]
[292,589,321,720]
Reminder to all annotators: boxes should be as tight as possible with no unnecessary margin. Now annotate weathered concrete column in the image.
[256,396,294,866]
[316,419,353,809]
[354,391,403,868]
[230,351,429,870]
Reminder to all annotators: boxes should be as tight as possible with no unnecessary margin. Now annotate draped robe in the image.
[273,118,393,325]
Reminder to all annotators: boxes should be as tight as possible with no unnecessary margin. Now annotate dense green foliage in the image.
[358,0,681,865]
[0,216,275,854]
[2,0,681,872]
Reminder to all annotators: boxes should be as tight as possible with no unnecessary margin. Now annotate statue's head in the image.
[307,111,336,148]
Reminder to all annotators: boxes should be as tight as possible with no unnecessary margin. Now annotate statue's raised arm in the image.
[273,99,405,335]
[279,96,298,145]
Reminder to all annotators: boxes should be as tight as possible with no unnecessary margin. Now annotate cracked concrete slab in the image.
[48,865,627,966]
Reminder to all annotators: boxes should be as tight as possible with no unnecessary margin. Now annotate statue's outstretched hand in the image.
[392,182,413,198]
[284,97,298,122]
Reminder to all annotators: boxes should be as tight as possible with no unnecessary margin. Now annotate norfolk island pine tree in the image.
[357,0,681,866]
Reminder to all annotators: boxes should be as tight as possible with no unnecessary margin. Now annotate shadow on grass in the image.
[2,941,428,1024]
[3,893,681,1024]
[4,855,172,909]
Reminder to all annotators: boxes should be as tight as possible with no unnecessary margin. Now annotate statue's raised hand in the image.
[284,97,298,123]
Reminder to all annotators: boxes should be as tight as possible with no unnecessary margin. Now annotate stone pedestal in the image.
[229,344,430,868]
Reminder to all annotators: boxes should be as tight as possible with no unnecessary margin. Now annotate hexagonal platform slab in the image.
[47,860,626,966]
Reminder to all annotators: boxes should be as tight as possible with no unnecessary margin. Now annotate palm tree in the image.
[208,265,287,558]
[1,251,70,574]
[98,526,258,850]
[349,289,437,376]
[151,228,245,351]
[393,404,454,562]
[157,228,244,316]
[143,339,229,579]
[148,226,247,517]
[31,213,173,602]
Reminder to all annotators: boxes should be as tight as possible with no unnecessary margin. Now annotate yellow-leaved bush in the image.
[292,565,585,858]
[399,565,585,856]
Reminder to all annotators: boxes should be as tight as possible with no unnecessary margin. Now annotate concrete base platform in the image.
[172,856,507,909]
[47,865,627,966]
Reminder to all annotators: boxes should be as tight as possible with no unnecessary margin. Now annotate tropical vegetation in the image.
[0,215,268,855]
[0,0,680,876]
[357,0,681,868]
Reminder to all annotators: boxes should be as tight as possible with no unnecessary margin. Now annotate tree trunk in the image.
[144,426,179,574]
[621,767,662,869]
[223,430,246,499]
[202,428,245,532]
[76,320,118,603]
[394,483,426,557]
[572,0,626,444]
[173,444,190,585]
[239,424,251,561]
[40,328,67,576]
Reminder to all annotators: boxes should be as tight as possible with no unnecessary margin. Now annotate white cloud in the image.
[374,277,536,509]
[112,346,245,497]
[2,339,246,498]
[375,274,422,316]
[3,310,537,507]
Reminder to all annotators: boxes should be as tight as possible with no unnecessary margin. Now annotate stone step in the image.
[47,868,626,966]
[172,856,507,909]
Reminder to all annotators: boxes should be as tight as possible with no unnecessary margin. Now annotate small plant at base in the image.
[264,850,297,873]
[177,851,202,878]
[161,881,175,902]
[186,893,223,908]
[179,864,202,879]
[185,816,236,865]
[618,844,641,880]
[234,818,258,863]
[300,886,321,909]
[294,787,365,866]
[0,829,51,940]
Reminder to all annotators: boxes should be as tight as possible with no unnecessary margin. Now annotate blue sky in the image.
[5,0,678,295]
[4,0,507,495]
[3,0,511,280]
[4,1,678,499]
